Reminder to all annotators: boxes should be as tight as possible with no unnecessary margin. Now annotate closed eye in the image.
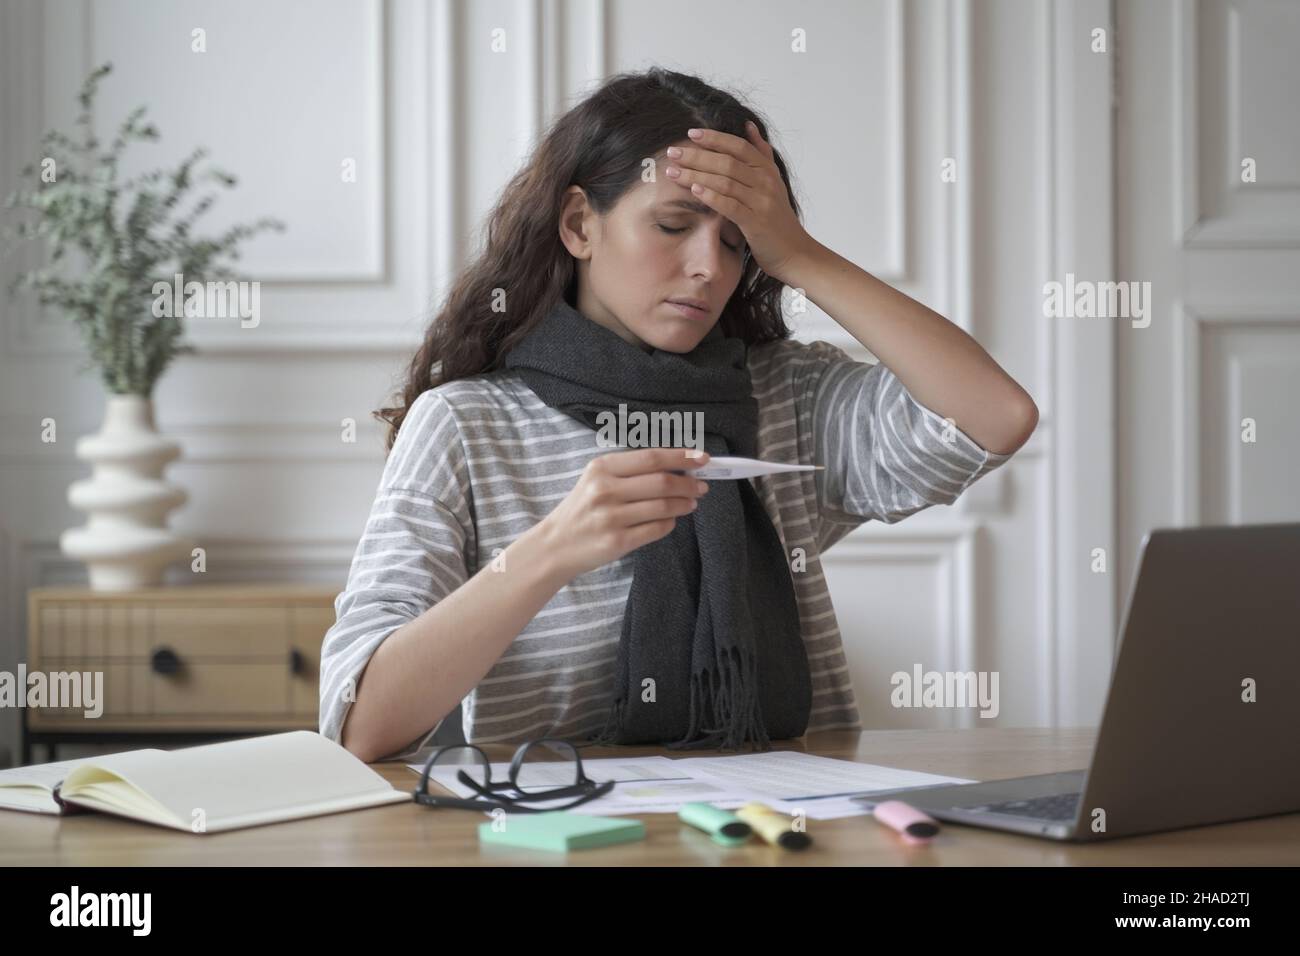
[656,223,742,253]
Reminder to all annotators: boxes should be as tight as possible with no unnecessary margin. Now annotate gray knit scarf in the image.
[502,296,811,751]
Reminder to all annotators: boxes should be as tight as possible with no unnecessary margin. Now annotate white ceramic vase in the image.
[59,394,195,591]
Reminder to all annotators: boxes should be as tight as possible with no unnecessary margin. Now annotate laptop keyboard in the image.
[956,792,1081,822]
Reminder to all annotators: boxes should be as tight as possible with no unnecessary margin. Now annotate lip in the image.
[665,298,710,318]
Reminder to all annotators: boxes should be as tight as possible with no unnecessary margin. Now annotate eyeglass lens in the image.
[429,746,492,793]
[511,739,582,797]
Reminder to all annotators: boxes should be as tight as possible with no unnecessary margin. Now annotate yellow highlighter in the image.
[734,801,813,850]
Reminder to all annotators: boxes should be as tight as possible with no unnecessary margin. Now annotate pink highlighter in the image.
[872,800,941,845]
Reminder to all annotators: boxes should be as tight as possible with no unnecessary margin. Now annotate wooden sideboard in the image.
[21,585,338,764]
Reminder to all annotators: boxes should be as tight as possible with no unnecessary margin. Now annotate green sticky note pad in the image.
[478,811,645,852]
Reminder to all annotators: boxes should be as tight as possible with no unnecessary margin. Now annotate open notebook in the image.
[0,730,410,833]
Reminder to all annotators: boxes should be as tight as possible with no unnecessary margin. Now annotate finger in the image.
[687,181,749,226]
[615,471,710,503]
[622,516,678,549]
[686,127,765,167]
[665,145,760,188]
[744,120,775,160]
[669,166,757,212]
[599,446,709,477]
[617,497,698,527]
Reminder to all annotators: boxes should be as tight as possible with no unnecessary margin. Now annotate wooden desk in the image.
[2,728,1297,865]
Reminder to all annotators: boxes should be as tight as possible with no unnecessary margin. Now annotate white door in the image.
[1116,0,1300,595]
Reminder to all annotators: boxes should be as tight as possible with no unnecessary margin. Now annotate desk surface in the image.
[2,728,1296,865]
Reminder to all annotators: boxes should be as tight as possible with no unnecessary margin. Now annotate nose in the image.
[685,224,726,280]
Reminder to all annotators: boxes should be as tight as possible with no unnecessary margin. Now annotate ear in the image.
[558,186,597,260]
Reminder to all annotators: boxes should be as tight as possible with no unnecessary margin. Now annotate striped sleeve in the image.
[318,388,475,760]
[788,339,1011,539]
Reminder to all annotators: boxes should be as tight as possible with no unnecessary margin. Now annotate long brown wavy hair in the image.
[376,67,804,453]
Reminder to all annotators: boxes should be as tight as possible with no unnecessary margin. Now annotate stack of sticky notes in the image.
[477,811,645,852]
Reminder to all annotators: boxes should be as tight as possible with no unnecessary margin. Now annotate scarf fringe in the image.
[588,646,772,752]
[588,691,625,748]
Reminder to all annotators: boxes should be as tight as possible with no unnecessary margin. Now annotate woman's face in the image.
[559,139,749,353]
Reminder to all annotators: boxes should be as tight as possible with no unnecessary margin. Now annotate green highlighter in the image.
[477,811,646,852]
[678,802,753,846]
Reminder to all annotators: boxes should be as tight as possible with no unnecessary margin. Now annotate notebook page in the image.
[61,731,399,827]
[0,754,148,792]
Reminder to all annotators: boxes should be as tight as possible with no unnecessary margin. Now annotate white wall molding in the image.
[0,420,390,466]
[1172,302,1300,526]
[794,0,919,359]
[1048,0,1116,728]
[944,0,972,335]
[3,0,436,357]
[1175,0,1300,248]
[826,519,980,729]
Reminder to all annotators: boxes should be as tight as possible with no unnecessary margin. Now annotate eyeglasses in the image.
[413,738,616,813]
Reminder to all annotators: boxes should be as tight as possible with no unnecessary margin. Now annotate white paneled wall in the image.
[0,0,1121,763]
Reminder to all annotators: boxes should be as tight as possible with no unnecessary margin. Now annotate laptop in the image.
[851,521,1300,841]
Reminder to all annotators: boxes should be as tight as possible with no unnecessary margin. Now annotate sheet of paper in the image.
[671,750,975,802]
[407,751,974,818]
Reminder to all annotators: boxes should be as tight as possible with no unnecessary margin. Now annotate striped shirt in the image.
[319,337,1011,759]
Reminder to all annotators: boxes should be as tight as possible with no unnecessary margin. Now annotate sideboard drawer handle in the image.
[151,647,182,675]
[289,648,306,675]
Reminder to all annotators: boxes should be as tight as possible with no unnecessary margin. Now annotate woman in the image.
[320,68,1037,763]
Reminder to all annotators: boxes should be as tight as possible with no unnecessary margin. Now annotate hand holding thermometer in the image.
[671,455,824,480]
